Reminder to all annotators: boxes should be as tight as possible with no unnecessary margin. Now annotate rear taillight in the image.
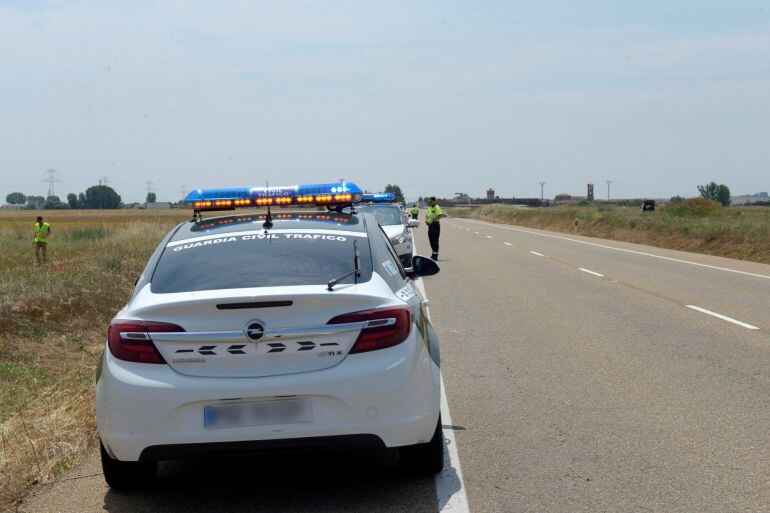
[328,306,412,354]
[107,320,184,364]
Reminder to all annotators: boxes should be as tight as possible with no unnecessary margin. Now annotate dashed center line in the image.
[504,242,513,246]
[529,251,544,256]
[579,267,605,277]
[486,235,494,239]
[474,231,480,234]
[685,305,760,330]
[460,218,770,280]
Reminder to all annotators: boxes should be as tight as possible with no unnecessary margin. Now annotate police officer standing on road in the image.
[411,204,419,220]
[34,216,51,265]
[426,197,445,261]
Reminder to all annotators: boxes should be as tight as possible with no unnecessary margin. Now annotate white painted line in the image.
[685,305,760,330]
[504,242,513,246]
[529,250,544,256]
[460,219,770,280]
[473,231,480,234]
[437,376,470,513]
[485,235,494,239]
[579,267,605,277]
[412,240,471,513]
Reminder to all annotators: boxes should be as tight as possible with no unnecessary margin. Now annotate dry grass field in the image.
[448,200,770,264]
[0,209,188,511]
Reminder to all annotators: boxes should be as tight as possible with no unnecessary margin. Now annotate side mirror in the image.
[407,218,420,228]
[407,256,440,278]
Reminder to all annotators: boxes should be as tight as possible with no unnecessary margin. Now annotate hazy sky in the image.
[1,1,769,203]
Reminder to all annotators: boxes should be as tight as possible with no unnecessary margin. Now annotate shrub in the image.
[665,198,723,217]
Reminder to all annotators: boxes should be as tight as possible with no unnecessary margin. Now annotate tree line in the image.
[5,185,123,209]
[670,182,732,207]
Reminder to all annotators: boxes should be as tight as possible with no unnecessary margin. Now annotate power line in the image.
[144,181,154,202]
[42,169,60,198]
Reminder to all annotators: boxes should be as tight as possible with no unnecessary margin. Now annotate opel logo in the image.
[244,321,265,341]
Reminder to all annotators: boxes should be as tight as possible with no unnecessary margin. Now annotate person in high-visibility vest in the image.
[410,204,419,219]
[425,197,446,260]
[34,216,51,264]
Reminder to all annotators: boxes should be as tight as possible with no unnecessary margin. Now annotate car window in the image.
[151,229,373,293]
[356,205,404,226]
[369,225,407,291]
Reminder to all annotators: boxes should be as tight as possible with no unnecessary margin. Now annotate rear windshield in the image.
[356,205,403,226]
[151,229,373,293]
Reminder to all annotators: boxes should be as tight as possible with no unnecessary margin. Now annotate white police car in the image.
[95,183,443,489]
[357,193,419,268]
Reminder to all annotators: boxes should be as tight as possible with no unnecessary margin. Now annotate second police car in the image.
[356,193,419,268]
[95,182,443,489]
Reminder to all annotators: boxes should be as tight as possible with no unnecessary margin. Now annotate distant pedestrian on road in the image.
[34,216,51,265]
[411,204,419,219]
[426,197,446,260]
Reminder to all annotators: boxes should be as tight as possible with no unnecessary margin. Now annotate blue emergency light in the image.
[361,192,396,203]
[184,182,364,212]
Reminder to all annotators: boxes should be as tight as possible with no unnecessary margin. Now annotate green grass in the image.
[448,201,770,264]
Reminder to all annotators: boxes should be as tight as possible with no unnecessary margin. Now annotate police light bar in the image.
[361,192,396,203]
[184,182,364,212]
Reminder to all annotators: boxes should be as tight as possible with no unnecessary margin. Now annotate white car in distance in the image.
[356,202,419,268]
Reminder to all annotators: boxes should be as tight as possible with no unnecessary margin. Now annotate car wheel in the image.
[100,441,157,490]
[399,416,444,475]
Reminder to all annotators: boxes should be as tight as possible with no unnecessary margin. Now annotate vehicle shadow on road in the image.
[102,449,437,513]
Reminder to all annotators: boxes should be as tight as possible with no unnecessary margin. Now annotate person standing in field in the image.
[34,216,51,265]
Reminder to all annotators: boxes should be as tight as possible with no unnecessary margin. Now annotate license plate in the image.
[204,399,313,429]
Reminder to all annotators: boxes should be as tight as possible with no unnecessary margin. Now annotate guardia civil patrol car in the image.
[95,182,443,489]
[356,193,419,268]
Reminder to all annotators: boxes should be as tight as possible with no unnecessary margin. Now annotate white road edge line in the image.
[413,241,471,513]
[460,218,770,280]
[529,250,544,256]
[504,242,513,246]
[685,305,760,330]
[579,267,605,277]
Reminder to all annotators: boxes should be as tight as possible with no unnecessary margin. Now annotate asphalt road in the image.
[19,217,770,512]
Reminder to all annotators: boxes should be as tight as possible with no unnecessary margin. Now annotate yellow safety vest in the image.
[426,205,443,224]
[411,208,419,216]
[34,222,50,243]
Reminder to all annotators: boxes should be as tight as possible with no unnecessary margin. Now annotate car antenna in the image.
[263,180,273,229]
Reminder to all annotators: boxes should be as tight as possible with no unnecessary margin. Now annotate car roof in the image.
[171,211,367,242]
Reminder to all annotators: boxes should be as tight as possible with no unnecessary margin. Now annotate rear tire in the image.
[100,441,157,490]
[399,417,444,475]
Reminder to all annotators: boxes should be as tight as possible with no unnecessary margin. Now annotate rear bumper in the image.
[96,336,440,461]
[139,434,384,461]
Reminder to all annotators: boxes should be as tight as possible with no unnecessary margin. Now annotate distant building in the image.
[554,193,572,201]
[145,202,172,210]
[587,183,594,201]
[453,192,471,203]
[486,188,495,199]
